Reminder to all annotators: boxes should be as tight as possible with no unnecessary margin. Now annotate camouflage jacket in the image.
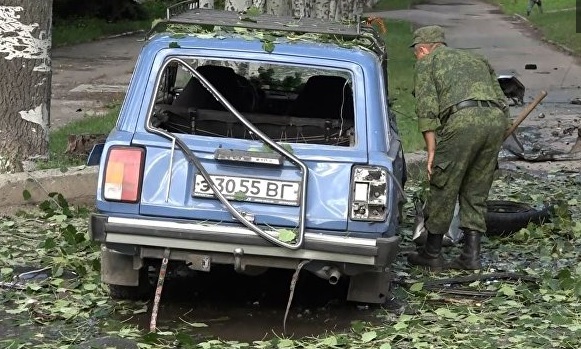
[414,45,506,133]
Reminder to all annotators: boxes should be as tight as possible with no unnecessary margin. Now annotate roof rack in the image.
[166,0,362,36]
[151,0,386,57]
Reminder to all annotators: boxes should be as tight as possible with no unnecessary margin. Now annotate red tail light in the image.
[103,146,145,202]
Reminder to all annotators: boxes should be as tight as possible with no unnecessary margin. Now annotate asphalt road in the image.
[49,0,581,174]
[366,0,581,174]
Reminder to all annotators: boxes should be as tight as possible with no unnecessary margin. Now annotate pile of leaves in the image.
[0,170,580,348]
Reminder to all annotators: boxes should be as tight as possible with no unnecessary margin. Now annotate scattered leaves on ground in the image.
[0,170,580,348]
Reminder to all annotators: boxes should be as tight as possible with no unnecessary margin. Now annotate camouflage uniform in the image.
[527,0,543,16]
[414,45,509,236]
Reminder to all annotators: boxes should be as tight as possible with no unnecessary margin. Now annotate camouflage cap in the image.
[410,25,446,47]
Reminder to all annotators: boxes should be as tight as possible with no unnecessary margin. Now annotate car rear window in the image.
[149,57,356,147]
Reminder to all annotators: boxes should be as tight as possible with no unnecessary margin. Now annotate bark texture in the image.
[293,0,361,20]
[224,0,251,11]
[292,0,313,17]
[199,0,215,9]
[0,1,52,173]
[265,0,292,15]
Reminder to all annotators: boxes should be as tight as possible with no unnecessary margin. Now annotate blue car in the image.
[89,2,406,304]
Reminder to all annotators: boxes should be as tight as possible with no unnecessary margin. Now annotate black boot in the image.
[407,232,444,272]
[449,230,481,270]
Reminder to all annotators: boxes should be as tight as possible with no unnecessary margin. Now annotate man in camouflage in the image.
[407,25,509,271]
[526,0,543,16]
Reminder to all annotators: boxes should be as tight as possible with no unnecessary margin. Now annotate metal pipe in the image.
[327,268,341,285]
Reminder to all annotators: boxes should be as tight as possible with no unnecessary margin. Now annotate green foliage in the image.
[383,20,424,151]
[1,170,579,348]
[36,106,118,170]
[492,0,581,55]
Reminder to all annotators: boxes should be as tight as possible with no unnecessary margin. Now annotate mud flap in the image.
[101,246,141,286]
[347,271,391,304]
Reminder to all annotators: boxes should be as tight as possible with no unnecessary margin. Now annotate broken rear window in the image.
[149,58,356,147]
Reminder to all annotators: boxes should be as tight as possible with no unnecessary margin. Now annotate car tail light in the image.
[350,166,388,221]
[103,146,145,202]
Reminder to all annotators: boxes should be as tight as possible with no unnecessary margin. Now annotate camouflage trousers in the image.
[527,0,542,15]
[424,107,508,235]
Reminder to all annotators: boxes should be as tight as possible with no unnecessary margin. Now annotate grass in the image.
[52,1,168,47]
[52,18,152,47]
[382,19,425,152]
[38,108,119,170]
[371,0,424,11]
[491,0,581,55]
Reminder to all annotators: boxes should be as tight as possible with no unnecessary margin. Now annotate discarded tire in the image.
[485,200,551,236]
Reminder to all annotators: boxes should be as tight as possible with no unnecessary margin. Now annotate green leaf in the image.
[2,220,15,227]
[83,283,98,291]
[27,284,42,291]
[245,6,262,16]
[262,41,275,53]
[169,41,181,48]
[379,344,392,349]
[22,189,32,201]
[409,282,424,292]
[277,339,294,348]
[234,191,247,201]
[499,285,516,297]
[361,331,377,343]
[351,320,366,333]
[176,332,195,346]
[393,321,408,330]
[278,229,296,242]
[434,307,458,319]
[240,17,258,23]
[320,336,338,346]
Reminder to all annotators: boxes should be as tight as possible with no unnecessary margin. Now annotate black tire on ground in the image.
[485,200,551,236]
[108,268,152,300]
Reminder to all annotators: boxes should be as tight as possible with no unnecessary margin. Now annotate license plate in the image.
[193,174,300,206]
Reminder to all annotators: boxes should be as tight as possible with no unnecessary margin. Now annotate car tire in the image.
[485,200,551,236]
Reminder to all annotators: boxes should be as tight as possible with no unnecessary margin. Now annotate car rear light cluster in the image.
[103,146,145,202]
[350,166,388,221]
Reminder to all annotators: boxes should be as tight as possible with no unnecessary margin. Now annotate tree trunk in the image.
[365,0,379,9]
[199,0,214,9]
[252,0,266,12]
[292,0,313,18]
[224,0,251,11]
[312,0,329,18]
[265,0,291,16]
[0,1,52,173]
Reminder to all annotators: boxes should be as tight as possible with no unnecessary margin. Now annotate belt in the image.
[449,100,501,114]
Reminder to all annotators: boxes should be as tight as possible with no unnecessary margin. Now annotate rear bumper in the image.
[90,214,399,269]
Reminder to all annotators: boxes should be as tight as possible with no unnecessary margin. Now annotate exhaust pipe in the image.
[309,265,342,285]
[327,268,341,285]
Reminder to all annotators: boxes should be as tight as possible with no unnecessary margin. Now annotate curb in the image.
[0,166,98,208]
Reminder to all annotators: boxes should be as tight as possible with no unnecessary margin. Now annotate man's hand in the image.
[423,131,436,180]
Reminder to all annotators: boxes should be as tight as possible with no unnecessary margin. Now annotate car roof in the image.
[144,33,380,65]
[146,2,387,60]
